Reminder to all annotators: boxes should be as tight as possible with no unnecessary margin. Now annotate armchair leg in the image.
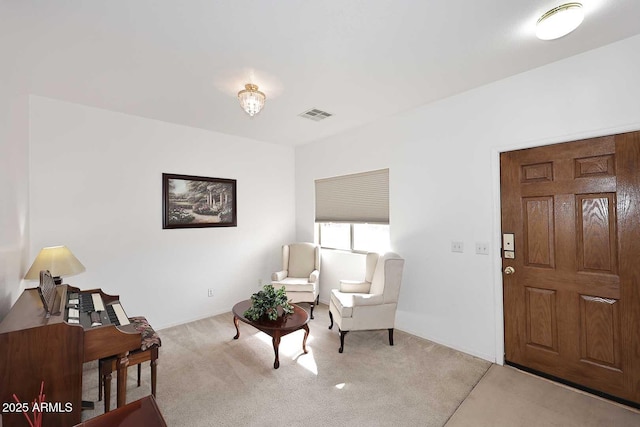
[339,330,348,353]
[388,328,394,346]
[309,295,320,320]
[328,311,333,329]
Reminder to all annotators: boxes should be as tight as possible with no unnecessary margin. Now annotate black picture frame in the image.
[162,173,237,229]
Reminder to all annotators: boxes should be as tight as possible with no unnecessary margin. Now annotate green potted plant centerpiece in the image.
[244,284,294,321]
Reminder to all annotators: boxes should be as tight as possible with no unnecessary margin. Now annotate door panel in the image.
[579,295,620,369]
[501,131,640,404]
[522,196,555,267]
[576,193,617,273]
[525,287,558,352]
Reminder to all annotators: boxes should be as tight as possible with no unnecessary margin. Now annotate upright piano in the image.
[0,275,141,427]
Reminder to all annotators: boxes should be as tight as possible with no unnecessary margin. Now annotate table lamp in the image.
[24,245,86,285]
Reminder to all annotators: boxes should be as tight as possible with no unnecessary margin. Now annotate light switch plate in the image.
[451,241,464,253]
[475,242,489,255]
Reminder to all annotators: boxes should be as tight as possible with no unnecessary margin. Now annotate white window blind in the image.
[315,168,389,224]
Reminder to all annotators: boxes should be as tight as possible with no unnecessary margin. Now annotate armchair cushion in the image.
[273,278,316,292]
[339,280,371,294]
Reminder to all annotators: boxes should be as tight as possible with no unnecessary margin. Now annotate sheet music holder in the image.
[38,269,62,317]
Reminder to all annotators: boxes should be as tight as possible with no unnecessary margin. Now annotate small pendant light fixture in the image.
[238,83,266,117]
[536,3,584,41]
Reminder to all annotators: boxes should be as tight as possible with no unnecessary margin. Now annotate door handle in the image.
[504,266,515,275]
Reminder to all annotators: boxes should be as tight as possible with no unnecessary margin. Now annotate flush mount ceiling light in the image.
[238,83,266,117]
[536,3,584,40]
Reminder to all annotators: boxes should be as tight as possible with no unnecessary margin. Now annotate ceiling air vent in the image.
[299,108,333,122]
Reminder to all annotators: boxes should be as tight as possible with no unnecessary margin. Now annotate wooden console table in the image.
[232,299,309,369]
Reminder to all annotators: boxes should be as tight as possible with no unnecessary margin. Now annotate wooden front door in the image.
[500,131,640,404]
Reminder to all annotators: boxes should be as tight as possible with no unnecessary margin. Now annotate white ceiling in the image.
[2,1,640,146]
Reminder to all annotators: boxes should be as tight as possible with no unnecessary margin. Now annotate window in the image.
[318,222,390,253]
[318,223,351,250]
[353,223,390,252]
[315,168,391,253]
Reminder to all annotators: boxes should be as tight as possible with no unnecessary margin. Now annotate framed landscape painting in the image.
[162,173,237,229]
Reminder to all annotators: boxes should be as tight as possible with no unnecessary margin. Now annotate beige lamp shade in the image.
[24,245,86,281]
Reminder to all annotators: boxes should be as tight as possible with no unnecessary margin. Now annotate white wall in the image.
[29,97,295,329]
[295,34,640,362]
[0,88,30,319]
[0,5,31,320]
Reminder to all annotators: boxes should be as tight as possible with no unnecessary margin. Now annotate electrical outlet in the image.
[451,241,464,253]
[207,288,214,297]
[475,242,489,255]
[258,279,263,287]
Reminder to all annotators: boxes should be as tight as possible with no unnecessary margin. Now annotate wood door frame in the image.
[490,124,640,366]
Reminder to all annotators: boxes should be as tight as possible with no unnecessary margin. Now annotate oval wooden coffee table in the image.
[232,299,310,369]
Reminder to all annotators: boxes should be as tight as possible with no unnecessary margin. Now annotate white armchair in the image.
[271,242,321,319]
[329,252,405,353]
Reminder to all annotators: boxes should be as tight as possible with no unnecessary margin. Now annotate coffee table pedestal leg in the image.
[302,324,309,354]
[233,316,240,339]
[272,334,281,369]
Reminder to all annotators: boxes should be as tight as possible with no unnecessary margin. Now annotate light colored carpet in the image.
[80,304,640,426]
[82,304,490,426]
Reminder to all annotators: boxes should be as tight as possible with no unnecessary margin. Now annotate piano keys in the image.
[0,281,142,427]
[67,291,130,329]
